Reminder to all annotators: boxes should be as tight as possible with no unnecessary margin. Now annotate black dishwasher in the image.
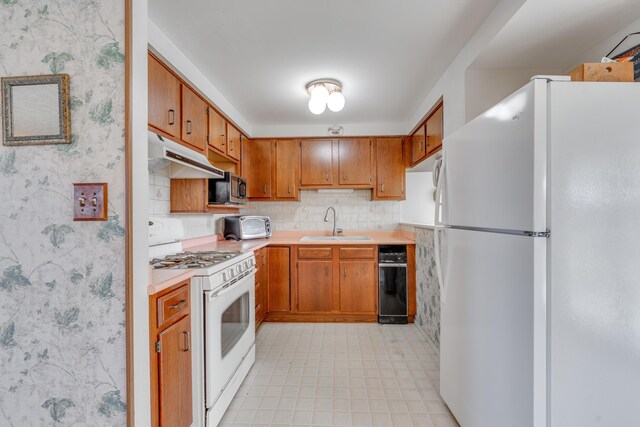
[378,245,408,324]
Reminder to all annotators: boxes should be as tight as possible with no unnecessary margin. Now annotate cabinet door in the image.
[208,108,227,154]
[338,138,373,185]
[375,138,405,200]
[246,140,272,199]
[181,86,207,153]
[297,260,333,312]
[170,179,206,213]
[411,124,426,165]
[426,104,443,154]
[268,247,290,312]
[148,55,181,137]
[300,139,334,186]
[339,261,377,313]
[274,139,298,199]
[227,126,241,161]
[158,315,192,427]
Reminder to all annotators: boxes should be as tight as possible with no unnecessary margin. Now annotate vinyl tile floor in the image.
[220,323,459,427]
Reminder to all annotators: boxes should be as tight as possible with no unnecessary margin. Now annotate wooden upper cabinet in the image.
[208,108,227,154]
[148,54,181,137]
[374,137,405,200]
[170,179,206,213]
[300,139,334,186]
[246,140,272,199]
[412,124,426,165]
[339,260,377,314]
[338,138,373,186]
[426,104,443,154]
[181,86,207,153]
[274,139,299,199]
[157,314,192,427]
[297,260,333,313]
[267,247,290,312]
[226,125,241,161]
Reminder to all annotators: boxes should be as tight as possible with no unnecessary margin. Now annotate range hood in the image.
[147,130,224,179]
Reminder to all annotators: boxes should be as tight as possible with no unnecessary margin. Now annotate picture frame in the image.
[1,74,71,146]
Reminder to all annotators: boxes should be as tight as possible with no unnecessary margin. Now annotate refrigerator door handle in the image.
[434,227,446,304]
[434,154,446,226]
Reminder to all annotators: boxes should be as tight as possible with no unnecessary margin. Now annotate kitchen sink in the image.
[300,235,373,242]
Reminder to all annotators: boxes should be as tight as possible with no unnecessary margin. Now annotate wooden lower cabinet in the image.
[297,260,333,312]
[267,247,290,312]
[339,260,377,313]
[150,281,192,427]
[254,247,268,330]
[263,244,416,323]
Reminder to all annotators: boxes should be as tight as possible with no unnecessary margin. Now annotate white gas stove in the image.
[149,217,256,427]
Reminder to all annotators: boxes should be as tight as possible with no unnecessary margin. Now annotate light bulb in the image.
[308,97,326,115]
[310,84,329,102]
[327,91,345,112]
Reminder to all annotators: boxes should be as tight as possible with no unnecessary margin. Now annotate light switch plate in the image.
[73,183,108,221]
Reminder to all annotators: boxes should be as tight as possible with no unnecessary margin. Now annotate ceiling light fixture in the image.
[306,79,345,114]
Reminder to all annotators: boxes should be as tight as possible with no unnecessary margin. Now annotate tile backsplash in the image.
[151,172,403,237]
[149,169,231,239]
[253,190,403,232]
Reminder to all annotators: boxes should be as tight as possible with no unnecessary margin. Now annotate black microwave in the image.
[208,172,247,205]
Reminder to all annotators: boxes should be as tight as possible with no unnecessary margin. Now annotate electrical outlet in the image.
[73,183,108,221]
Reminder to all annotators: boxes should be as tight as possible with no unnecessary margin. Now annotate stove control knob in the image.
[229,268,235,278]
[222,272,228,282]
[236,265,242,274]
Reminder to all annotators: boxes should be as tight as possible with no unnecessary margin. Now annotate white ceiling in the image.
[149,0,502,129]
[471,0,640,70]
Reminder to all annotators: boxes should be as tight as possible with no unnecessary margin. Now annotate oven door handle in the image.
[206,271,256,299]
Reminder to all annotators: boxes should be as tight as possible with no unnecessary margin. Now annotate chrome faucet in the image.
[323,206,343,236]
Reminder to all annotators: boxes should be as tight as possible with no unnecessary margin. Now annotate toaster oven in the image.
[223,216,271,240]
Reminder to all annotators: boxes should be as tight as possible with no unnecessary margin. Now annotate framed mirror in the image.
[1,74,71,146]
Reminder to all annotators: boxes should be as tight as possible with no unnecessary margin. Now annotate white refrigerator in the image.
[435,77,640,427]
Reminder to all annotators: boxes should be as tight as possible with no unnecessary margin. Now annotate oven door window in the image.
[221,291,250,358]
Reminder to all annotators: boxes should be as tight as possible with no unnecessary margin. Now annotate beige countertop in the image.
[148,230,415,295]
[148,269,195,295]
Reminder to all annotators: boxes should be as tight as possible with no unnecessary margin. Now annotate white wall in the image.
[405,0,527,137]
[253,190,403,232]
[401,172,436,226]
[566,16,640,71]
[465,67,562,121]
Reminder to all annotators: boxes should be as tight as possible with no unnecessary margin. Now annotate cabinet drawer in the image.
[298,247,333,259]
[157,282,190,329]
[339,246,376,259]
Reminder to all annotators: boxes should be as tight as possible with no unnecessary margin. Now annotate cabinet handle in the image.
[288,184,291,194]
[343,172,346,181]
[263,184,267,194]
[186,120,192,135]
[183,331,190,352]
[168,109,175,125]
[325,265,328,276]
[381,184,385,193]
[343,267,347,278]
[325,172,329,181]
[221,135,226,146]
[169,300,187,310]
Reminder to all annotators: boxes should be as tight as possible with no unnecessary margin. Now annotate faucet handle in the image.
[336,228,344,235]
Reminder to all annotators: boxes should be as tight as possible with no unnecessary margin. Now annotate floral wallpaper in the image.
[414,227,441,351]
[0,1,126,425]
